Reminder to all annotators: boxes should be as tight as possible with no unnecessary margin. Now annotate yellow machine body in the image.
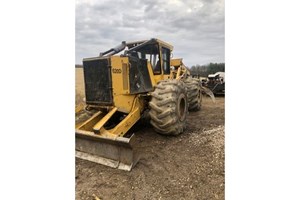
[75,38,192,170]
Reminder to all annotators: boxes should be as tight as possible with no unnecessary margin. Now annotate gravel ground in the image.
[76,96,225,200]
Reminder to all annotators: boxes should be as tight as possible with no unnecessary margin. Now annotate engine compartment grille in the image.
[83,58,113,105]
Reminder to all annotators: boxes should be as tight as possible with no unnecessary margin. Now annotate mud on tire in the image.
[149,79,188,135]
[184,77,202,111]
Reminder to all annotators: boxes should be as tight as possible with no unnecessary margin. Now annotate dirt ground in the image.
[75,68,225,200]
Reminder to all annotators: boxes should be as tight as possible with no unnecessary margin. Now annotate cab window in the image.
[162,47,170,74]
[133,44,161,74]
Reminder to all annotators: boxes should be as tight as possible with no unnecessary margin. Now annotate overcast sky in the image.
[76,0,224,67]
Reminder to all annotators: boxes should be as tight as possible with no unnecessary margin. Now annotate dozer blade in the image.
[76,130,139,171]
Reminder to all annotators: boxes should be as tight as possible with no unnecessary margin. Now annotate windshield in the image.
[129,44,161,74]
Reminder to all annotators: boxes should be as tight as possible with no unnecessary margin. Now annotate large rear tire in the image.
[149,79,188,135]
[184,77,202,111]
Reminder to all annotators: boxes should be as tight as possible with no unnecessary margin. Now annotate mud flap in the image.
[75,131,140,171]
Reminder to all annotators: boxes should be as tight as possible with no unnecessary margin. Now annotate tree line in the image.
[188,63,225,77]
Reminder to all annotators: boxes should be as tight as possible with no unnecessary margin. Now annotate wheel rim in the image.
[178,94,187,121]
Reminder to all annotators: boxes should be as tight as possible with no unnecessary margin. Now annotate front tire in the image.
[149,79,188,135]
